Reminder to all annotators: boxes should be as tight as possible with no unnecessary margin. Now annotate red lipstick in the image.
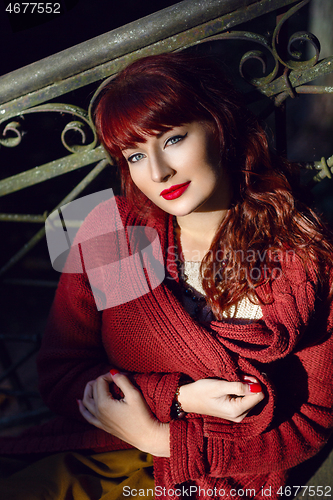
[160,182,190,200]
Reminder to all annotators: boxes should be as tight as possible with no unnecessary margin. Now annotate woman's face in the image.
[121,121,232,217]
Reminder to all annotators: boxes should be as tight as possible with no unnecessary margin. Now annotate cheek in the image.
[199,160,220,184]
[129,170,157,201]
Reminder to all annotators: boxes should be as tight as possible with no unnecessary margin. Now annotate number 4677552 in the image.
[6,3,61,14]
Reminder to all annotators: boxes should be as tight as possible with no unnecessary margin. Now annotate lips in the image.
[160,182,191,200]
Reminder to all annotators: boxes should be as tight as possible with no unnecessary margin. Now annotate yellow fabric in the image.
[0,449,154,499]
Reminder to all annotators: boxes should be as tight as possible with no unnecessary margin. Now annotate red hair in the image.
[94,52,333,318]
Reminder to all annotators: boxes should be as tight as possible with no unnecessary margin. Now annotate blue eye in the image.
[165,133,187,147]
[128,153,145,163]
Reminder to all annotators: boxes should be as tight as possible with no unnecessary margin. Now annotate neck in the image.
[175,209,227,261]
[176,209,226,239]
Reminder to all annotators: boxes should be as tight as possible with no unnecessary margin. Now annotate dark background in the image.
[1,0,181,73]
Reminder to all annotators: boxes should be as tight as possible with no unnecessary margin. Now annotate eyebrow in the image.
[122,130,170,152]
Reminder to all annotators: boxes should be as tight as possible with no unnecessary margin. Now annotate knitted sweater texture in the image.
[2,196,333,500]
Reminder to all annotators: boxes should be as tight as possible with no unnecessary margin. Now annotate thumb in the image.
[240,375,262,394]
[226,381,262,396]
[109,369,137,396]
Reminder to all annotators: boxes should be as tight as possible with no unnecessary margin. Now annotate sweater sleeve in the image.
[37,268,182,423]
[37,270,110,420]
[168,301,333,484]
[37,195,180,423]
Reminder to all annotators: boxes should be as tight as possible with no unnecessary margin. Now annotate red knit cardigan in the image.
[2,196,333,500]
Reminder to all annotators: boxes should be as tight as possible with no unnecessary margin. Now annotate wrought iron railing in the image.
[0,0,332,431]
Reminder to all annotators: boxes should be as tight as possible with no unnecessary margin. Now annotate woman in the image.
[1,52,333,499]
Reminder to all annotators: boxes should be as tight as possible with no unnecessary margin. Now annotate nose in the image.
[149,153,175,183]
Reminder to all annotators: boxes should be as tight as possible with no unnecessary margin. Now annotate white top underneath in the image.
[182,260,263,323]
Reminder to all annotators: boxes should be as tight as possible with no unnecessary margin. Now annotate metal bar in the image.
[311,155,333,183]
[274,6,290,157]
[294,85,333,94]
[300,155,333,186]
[0,0,300,120]
[0,0,292,106]
[260,56,333,97]
[0,146,106,197]
[0,214,83,227]
[274,84,333,106]
[0,214,47,223]
[0,158,110,277]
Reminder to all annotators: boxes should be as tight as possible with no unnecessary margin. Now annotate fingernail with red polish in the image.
[247,383,262,393]
[241,375,253,382]
[76,399,80,405]
[110,369,119,376]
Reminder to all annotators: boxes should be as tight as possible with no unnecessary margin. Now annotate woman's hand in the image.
[178,376,264,422]
[77,370,170,457]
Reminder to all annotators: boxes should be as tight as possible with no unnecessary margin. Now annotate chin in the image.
[151,195,207,217]
[164,203,205,218]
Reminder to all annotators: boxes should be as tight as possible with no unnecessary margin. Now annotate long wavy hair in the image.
[93,52,333,318]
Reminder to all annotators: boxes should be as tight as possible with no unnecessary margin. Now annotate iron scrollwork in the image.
[193,0,321,89]
[0,103,98,154]
[187,0,332,182]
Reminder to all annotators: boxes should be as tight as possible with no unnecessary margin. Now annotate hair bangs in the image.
[96,73,210,157]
